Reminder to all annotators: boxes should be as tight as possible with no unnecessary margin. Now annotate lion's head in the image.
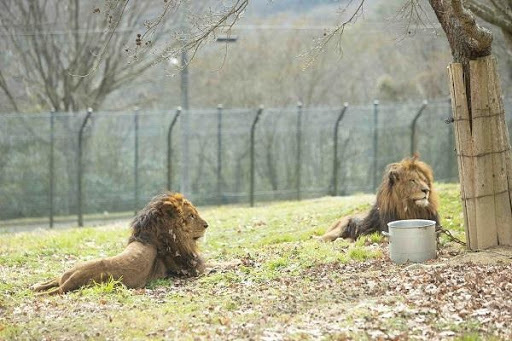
[128,193,208,275]
[377,154,439,221]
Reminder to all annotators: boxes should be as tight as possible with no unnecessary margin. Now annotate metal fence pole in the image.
[49,110,55,228]
[134,108,140,214]
[217,104,223,202]
[296,102,303,201]
[410,100,428,156]
[167,107,181,191]
[180,108,190,196]
[180,48,190,197]
[372,100,379,192]
[180,50,189,111]
[331,103,349,196]
[77,108,93,227]
[250,105,263,207]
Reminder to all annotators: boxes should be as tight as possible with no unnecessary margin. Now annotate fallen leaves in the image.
[3,227,512,340]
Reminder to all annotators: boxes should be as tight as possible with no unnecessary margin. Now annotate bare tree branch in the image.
[452,0,493,52]
[297,0,366,68]
[429,0,493,64]
[466,0,512,57]
[466,0,512,31]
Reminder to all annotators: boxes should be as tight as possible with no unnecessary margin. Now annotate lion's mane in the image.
[321,155,440,241]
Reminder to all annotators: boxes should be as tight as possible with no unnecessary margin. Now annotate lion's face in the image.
[180,200,209,241]
[385,156,435,210]
[401,170,431,207]
[158,194,208,243]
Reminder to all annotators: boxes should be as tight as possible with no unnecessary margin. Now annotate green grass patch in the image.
[0,183,473,340]
[80,276,128,296]
[437,183,466,244]
[347,246,382,261]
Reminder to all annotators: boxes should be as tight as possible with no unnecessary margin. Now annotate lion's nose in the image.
[421,187,430,194]
[203,222,209,229]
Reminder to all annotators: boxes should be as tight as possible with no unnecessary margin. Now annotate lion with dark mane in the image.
[33,193,208,295]
[321,155,440,241]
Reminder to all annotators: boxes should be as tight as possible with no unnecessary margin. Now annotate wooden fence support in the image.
[448,56,512,249]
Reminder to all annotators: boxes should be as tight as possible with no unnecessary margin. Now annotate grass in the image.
[0,183,481,340]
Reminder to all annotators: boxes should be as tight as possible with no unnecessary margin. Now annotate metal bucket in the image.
[384,219,437,264]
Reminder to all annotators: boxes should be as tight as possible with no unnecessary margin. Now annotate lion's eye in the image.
[410,179,416,184]
[189,214,195,220]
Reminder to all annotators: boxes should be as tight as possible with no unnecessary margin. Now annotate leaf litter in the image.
[2,187,512,340]
[3,242,512,340]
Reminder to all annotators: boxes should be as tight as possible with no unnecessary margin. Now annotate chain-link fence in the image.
[1,99,511,228]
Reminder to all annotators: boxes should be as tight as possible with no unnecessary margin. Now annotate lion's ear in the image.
[162,197,183,217]
[388,170,400,185]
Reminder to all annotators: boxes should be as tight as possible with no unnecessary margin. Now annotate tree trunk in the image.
[429,0,512,249]
[448,56,512,249]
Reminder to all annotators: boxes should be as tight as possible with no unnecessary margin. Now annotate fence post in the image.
[217,104,223,202]
[77,108,93,227]
[49,109,55,228]
[410,100,428,155]
[134,108,140,214]
[250,105,263,207]
[331,103,349,196]
[180,47,190,197]
[296,102,303,201]
[167,107,181,191]
[372,100,379,192]
[180,109,190,196]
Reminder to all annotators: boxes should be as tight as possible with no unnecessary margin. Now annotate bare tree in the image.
[0,0,178,113]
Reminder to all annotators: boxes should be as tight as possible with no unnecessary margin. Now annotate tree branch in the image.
[429,0,493,63]
[452,0,493,53]
[466,0,512,33]
[0,70,19,112]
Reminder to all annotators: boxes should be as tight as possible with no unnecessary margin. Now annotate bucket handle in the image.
[381,230,390,243]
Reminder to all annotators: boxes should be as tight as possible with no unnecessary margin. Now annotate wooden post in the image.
[479,57,512,246]
[448,56,512,250]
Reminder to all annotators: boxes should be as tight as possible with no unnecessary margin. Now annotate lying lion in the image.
[321,154,440,242]
[33,193,208,295]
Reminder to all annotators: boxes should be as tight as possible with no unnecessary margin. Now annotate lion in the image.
[321,155,440,242]
[32,193,208,295]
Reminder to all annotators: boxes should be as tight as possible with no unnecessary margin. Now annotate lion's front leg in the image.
[320,222,343,242]
[320,217,351,242]
[161,253,205,277]
[147,258,167,282]
[32,269,89,295]
[32,278,60,293]
[33,262,102,295]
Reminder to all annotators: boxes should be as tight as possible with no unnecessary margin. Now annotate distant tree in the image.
[0,0,175,113]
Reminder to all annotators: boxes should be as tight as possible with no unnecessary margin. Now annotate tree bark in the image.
[448,56,512,249]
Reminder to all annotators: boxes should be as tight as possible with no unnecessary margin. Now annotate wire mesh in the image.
[0,99,511,224]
